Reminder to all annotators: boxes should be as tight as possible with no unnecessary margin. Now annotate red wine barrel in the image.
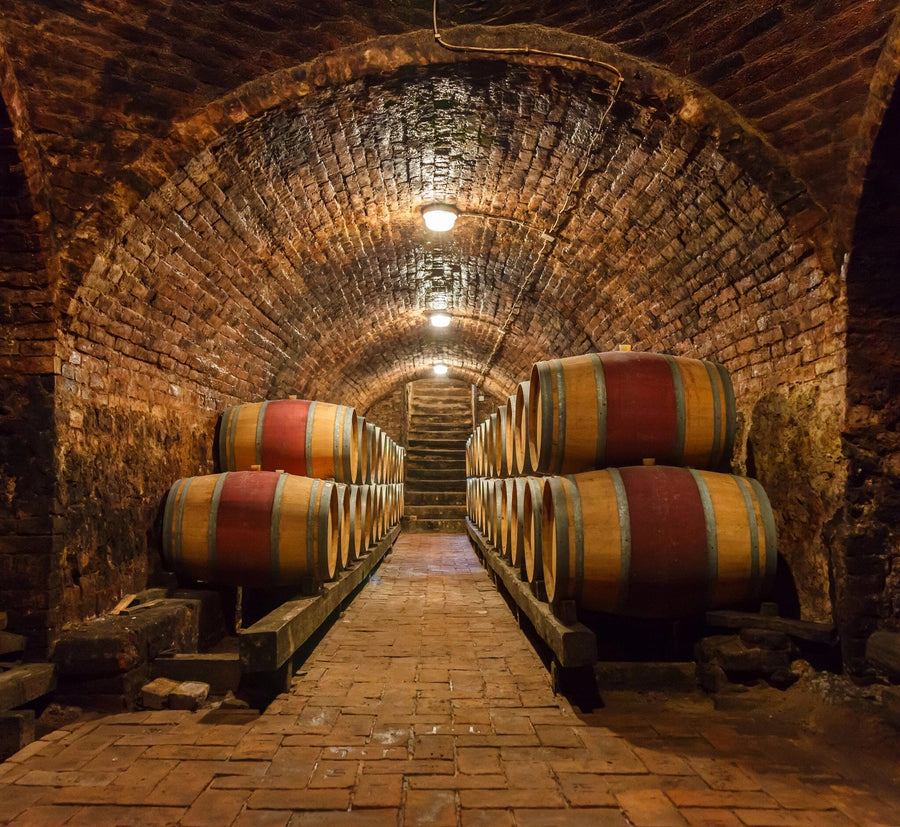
[219,399,360,483]
[542,466,777,618]
[528,352,735,475]
[162,471,338,587]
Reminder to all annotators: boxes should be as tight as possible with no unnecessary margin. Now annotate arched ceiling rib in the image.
[64,44,831,411]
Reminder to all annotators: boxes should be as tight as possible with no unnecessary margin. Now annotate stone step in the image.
[408,421,471,433]
[401,516,468,534]
[405,504,468,518]
[406,462,467,474]
[405,479,467,492]
[408,438,468,449]
[405,491,467,506]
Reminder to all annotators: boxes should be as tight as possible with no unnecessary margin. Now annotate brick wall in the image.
[0,4,895,661]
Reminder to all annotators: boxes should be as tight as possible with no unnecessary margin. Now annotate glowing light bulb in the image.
[433,363,449,376]
[421,204,459,232]
[430,313,451,328]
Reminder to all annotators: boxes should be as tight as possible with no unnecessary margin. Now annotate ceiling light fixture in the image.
[433,363,449,376]
[430,313,451,328]
[421,203,459,232]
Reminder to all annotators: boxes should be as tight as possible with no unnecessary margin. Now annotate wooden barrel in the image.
[521,476,546,584]
[528,352,735,475]
[504,393,517,478]
[513,382,535,475]
[542,466,777,618]
[356,416,371,485]
[497,478,515,558]
[219,399,360,483]
[507,477,528,570]
[335,483,351,572]
[358,484,375,552]
[162,471,338,587]
[493,406,510,478]
[346,485,363,563]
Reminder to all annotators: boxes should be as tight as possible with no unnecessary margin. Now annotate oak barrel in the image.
[542,466,777,618]
[162,471,339,587]
[219,399,360,483]
[528,352,735,474]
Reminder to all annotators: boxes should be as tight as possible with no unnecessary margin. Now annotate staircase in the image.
[402,378,471,533]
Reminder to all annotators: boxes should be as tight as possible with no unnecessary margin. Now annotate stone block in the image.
[866,631,900,680]
[0,709,35,761]
[169,681,209,711]
[141,677,181,710]
[0,630,27,656]
[882,687,900,728]
[150,652,240,694]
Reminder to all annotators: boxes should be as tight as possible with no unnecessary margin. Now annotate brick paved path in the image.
[2,533,899,825]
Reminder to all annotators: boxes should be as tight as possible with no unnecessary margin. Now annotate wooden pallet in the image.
[239,523,401,693]
[465,518,598,707]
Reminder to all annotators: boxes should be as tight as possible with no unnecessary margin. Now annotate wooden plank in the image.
[466,519,597,668]
[705,610,836,644]
[0,663,57,712]
[240,523,401,673]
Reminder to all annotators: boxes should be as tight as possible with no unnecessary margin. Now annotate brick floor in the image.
[2,533,900,825]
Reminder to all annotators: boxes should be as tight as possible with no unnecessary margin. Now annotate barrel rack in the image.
[465,518,599,709]
[239,523,401,699]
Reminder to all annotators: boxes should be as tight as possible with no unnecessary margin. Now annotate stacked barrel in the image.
[467,351,777,621]
[161,398,404,590]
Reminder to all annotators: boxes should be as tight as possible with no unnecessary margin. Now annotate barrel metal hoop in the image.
[218,408,232,472]
[538,362,553,473]
[162,478,184,563]
[608,468,631,613]
[703,361,723,470]
[305,401,317,477]
[319,480,334,578]
[307,478,320,578]
[255,401,269,468]
[734,475,761,600]
[552,360,567,475]
[207,474,228,566]
[227,405,240,471]
[718,363,737,468]
[333,407,342,481]
[566,475,585,605]
[270,473,288,581]
[551,477,570,600]
[665,354,686,464]
[748,477,778,593]
[591,354,607,470]
[688,468,718,606]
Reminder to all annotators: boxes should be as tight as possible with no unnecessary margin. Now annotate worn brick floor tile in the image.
[180,788,249,826]
[231,810,292,827]
[65,805,188,826]
[79,745,147,773]
[459,788,566,808]
[407,773,506,790]
[513,809,630,826]
[680,808,744,827]
[667,789,778,809]
[460,809,517,826]
[309,760,360,788]
[361,758,455,776]
[413,734,455,760]
[556,771,617,806]
[7,805,83,826]
[754,773,840,810]
[605,774,710,795]
[686,757,761,791]
[142,744,233,761]
[15,770,118,787]
[231,734,283,761]
[109,758,177,788]
[247,789,351,810]
[289,810,400,826]
[503,761,558,790]
[42,785,158,806]
[617,788,688,825]
[533,725,585,748]
[0,786,47,822]
[352,773,404,807]
[457,747,501,775]
[633,746,695,775]
[574,734,650,773]
[732,809,857,826]
[830,785,900,826]
[404,789,457,826]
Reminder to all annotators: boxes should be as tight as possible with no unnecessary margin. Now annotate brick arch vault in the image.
[0,26,866,659]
